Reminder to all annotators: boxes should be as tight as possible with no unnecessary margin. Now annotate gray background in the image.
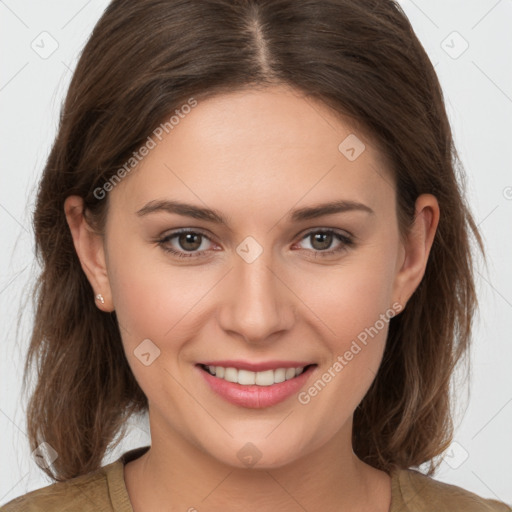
[1,0,511,506]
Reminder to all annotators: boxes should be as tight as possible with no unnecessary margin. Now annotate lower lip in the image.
[196,364,316,409]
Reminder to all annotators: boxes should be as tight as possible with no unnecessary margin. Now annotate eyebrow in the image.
[136,199,374,225]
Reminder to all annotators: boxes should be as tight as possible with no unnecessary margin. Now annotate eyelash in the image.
[156,228,354,260]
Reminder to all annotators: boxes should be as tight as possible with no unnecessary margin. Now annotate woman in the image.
[2,0,510,511]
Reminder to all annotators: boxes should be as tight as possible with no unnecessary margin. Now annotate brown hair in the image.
[23,0,484,481]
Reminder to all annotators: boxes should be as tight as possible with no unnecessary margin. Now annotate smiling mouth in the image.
[198,364,317,386]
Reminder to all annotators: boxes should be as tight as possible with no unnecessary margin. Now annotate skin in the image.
[65,84,439,512]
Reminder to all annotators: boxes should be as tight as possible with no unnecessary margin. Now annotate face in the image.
[73,85,435,469]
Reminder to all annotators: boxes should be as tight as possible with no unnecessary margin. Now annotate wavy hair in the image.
[22,0,484,481]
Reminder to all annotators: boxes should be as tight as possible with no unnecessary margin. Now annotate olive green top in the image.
[1,445,510,511]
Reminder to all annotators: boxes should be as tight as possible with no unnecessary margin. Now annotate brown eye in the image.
[157,229,215,258]
[177,232,203,252]
[296,229,354,258]
[157,228,354,260]
[309,232,334,251]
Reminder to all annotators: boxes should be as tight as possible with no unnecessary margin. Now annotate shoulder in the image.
[0,461,117,512]
[392,468,512,512]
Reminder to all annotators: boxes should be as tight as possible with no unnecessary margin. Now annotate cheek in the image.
[299,249,397,339]
[293,241,398,406]
[106,234,219,357]
[106,242,206,400]
[295,260,396,429]
[110,260,185,339]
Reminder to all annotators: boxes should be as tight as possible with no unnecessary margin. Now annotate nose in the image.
[217,249,296,346]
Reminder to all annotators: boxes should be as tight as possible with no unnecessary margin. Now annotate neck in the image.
[124,413,391,512]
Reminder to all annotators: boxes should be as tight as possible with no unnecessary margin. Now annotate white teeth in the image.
[285,368,296,380]
[274,368,286,383]
[238,369,256,385]
[204,365,306,385]
[255,369,274,386]
[224,367,238,383]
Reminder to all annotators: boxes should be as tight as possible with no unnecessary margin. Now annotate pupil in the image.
[312,232,332,250]
[179,233,201,251]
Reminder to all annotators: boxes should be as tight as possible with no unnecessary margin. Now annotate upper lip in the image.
[197,360,316,372]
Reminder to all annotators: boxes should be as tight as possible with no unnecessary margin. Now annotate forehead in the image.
[109,85,395,222]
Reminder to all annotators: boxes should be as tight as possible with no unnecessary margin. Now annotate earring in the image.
[95,293,105,305]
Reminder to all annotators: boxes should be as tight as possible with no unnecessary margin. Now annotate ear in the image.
[392,193,440,310]
[64,195,114,312]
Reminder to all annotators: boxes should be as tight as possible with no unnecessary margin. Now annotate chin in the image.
[204,438,303,470]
